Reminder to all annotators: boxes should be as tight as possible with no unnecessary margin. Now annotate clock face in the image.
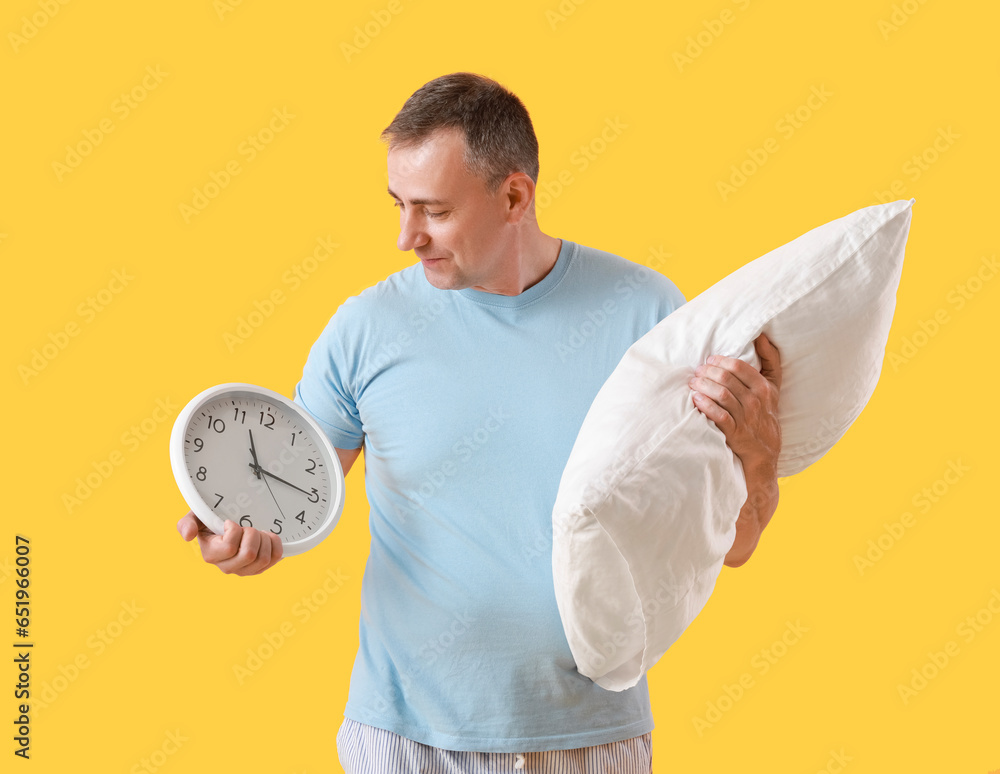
[171,385,344,556]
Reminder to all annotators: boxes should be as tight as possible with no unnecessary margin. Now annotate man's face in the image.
[387,128,512,292]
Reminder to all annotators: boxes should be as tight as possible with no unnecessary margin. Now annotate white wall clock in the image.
[170,383,345,557]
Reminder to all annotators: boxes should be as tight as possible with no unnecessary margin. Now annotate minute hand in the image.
[247,463,315,496]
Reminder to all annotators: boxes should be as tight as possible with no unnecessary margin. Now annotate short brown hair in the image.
[381,72,540,192]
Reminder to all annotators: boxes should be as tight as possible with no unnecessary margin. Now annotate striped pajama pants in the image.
[336,717,653,774]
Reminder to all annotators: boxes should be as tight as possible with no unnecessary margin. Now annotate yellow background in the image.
[3,0,997,771]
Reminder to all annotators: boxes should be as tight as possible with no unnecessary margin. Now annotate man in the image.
[177,72,780,772]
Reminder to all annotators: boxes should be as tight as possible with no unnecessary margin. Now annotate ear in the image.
[500,172,536,224]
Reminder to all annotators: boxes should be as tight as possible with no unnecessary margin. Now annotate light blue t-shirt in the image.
[293,239,685,753]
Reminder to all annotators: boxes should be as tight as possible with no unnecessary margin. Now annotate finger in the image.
[200,519,243,566]
[699,355,760,392]
[692,364,752,399]
[237,528,273,577]
[754,334,782,391]
[216,525,263,575]
[690,364,753,423]
[689,376,745,428]
[177,511,202,542]
[265,533,284,571]
[691,390,736,436]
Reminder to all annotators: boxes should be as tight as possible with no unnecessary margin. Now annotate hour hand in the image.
[248,429,262,479]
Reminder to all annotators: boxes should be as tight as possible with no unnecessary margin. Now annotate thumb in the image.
[754,333,782,391]
[177,510,205,542]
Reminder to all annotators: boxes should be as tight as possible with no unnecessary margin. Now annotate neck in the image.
[472,223,562,296]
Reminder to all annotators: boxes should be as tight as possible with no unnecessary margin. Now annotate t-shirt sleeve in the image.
[293,302,365,450]
[647,270,687,325]
[661,275,687,316]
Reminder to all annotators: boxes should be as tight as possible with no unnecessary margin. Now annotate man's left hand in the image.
[688,333,782,567]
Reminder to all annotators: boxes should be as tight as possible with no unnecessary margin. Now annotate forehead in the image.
[386,128,482,200]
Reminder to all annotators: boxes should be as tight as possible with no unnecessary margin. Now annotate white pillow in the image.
[552,199,915,691]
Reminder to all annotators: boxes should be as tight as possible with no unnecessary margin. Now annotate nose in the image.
[397,209,429,252]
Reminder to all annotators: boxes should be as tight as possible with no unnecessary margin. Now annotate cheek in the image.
[463,215,497,243]
[434,221,464,247]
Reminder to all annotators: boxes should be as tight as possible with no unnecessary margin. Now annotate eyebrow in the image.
[387,187,450,206]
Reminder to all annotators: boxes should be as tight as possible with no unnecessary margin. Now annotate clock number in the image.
[289,432,295,447]
[240,515,253,528]
[308,488,319,503]
[196,466,207,481]
[213,493,224,508]
[259,411,276,429]
[193,438,204,452]
[305,459,316,475]
[270,519,282,535]
[206,416,226,433]
[295,510,305,524]
[233,408,246,424]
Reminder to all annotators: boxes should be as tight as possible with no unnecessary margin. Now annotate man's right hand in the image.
[176,511,283,576]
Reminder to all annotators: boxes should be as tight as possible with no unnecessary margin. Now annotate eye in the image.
[426,210,446,219]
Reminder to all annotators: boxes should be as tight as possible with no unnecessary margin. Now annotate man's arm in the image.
[724,460,779,567]
[176,444,363,576]
[335,445,363,478]
[687,334,782,568]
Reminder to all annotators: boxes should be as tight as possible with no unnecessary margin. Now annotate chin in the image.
[422,265,467,291]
